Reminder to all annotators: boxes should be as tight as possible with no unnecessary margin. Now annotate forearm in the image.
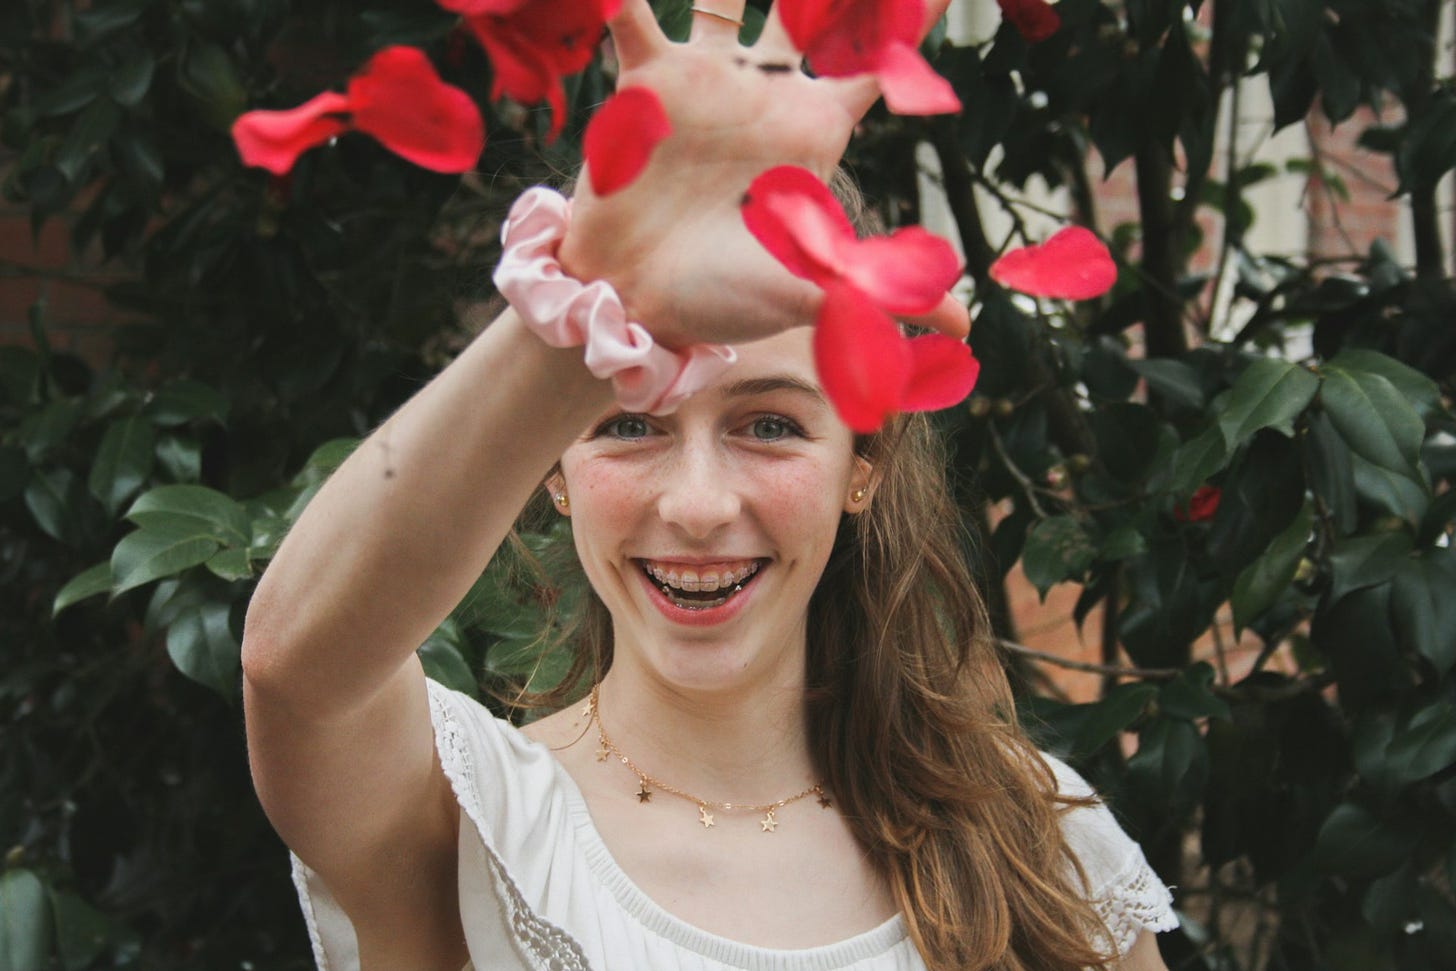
[241,308,613,713]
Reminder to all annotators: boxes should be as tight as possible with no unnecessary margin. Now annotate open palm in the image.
[559,0,952,348]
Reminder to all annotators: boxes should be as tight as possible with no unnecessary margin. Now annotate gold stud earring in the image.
[851,488,866,503]
[554,493,569,510]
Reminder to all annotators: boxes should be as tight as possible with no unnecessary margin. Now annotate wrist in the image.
[494,187,735,414]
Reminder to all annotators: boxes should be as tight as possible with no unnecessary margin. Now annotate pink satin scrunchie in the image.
[494,187,737,415]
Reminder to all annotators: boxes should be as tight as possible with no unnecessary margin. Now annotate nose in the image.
[655,438,741,540]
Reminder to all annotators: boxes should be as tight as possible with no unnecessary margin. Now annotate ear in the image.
[544,471,570,517]
[844,455,875,514]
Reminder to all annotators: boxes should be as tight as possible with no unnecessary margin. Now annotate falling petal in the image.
[874,42,961,116]
[990,226,1117,300]
[348,46,484,173]
[231,91,351,175]
[841,227,962,315]
[583,87,671,195]
[459,0,617,139]
[742,165,855,287]
[899,335,980,412]
[813,282,909,433]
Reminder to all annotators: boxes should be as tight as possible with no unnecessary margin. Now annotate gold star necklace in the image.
[585,688,830,833]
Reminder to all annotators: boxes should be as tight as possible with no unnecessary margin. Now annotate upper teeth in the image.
[644,561,760,592]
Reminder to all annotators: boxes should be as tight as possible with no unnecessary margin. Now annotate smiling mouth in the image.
[638,560,764,611]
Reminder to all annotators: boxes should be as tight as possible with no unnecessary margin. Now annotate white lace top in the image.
[291,679,1177,970]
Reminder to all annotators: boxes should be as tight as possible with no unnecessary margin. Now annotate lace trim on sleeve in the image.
[1090,855,1179,956]
[289,855,332,971]
[427,681,595,971]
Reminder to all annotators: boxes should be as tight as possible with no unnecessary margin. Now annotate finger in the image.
[610,0,670,70]
[903,292,971,339]
[752,4,801,60]
[827,74,884,123]
[688,1,749,46]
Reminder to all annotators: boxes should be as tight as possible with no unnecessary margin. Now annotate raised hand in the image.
[558,0,962,349]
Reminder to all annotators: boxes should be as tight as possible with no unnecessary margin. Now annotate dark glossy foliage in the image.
[2,0,1453,968]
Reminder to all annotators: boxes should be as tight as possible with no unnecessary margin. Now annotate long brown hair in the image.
[507,413,1114,970]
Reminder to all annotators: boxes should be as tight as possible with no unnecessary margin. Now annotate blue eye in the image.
[601,415,650,440]
[750,415,798,441]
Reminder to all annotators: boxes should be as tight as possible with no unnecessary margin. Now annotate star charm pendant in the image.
[636,782,652,803]
[595,744,609,762]
[817,793,833,809]
[698,806,715,829]
[760,810,778,833]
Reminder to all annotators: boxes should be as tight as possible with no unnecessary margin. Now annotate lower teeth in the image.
[660,581,745,610]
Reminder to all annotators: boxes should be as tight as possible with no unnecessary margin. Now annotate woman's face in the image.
[555,327,871,697]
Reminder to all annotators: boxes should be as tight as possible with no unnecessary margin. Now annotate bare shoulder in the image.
[1114,931,1169,970]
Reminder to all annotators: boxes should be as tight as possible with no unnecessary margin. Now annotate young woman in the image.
[240,2,1177,968]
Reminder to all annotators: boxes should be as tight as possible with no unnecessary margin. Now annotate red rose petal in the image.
[814,282,910,433]
[1176,485,1222,523]
[841,226,962,315]
[997,0,1062,44]
[780,0,921,77]
[875,42,961,116]
[583,87,672,196]
[231,91,351,175]
[459,0,616,140]
[989,226,1117,300]
[348,47,484,173]
[742,166,855,288]
[898,335,981,412]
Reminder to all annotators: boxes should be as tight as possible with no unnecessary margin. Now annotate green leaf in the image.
[165,602,239,698]
[24,467,85,545]
[1021,516,1097,597]
[1386,702,1456,785]
[154,435,201,483]
[110,524,220,595]
[177,42,246,130]
[290,438,359,489]
[1216,358,1319,450]
[1328,350,1441,421]
[1328,531,1413,605]
[1159,663,1233,722]
[21,397,84,461]
[1231,501,1312,632]
[1313,803,1417,878]
[1321,365,1428,487]
[1169,426,1228,496]
[1100,524,1148,561]
[89,415,155,516]
[110,50,156,108]
[142,380,228,427]
[418,624,477,695]
[53,561,114,616]
[124,485,250,547]
[55,98,120,183]
[47,887,112,971]
[204,547,252,582]
[1390,556,1456,673]
[1127,716,1207,811]
[1303,411,1356,533]
[1074,683,1159,755]
[0,869,51,971]
[1351,451,1430,526]
[1126,357,1206,409]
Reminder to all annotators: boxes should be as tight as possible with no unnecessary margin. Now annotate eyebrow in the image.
[720,375,825,401]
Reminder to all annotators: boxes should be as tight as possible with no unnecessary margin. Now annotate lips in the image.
[637,559,765,611]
